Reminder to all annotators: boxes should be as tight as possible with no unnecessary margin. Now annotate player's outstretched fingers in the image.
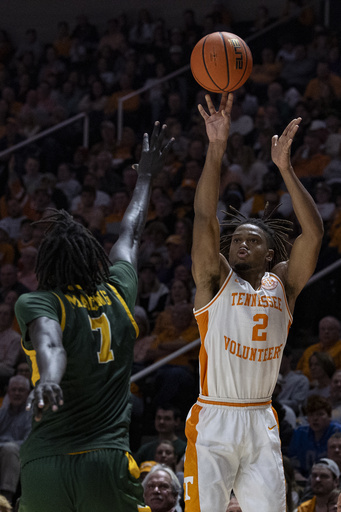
[161,136,175,160]
[218,92,228,112]
[284,117,301,137]
[225,93,234,114]
[205,94,216,114]
[142,132,150,153]
[25,389,35,412]
[289,118,301,137]
[272,135,279,147]
[198,103,209,120]
[44,383,63,412]
[149,120,160,149]
[155,124,167,152]
[34,386,45,410]
[219,92,233,115]
[29,387,45,421]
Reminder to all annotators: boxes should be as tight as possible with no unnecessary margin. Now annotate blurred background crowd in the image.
[1,0,341,510]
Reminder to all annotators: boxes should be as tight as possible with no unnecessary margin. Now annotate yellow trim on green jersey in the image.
[52,292,66,331]
[21,340,40,385]
[125,452,140,479]
[20,293,66,386]
[107,283,139,337]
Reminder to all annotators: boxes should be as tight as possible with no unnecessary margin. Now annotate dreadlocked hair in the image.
[220,204,293,268]
[34,209,111,296]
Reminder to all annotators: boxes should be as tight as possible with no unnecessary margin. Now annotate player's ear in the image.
[266,249,274,262]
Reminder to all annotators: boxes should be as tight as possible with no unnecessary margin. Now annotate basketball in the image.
[190,31,253,93]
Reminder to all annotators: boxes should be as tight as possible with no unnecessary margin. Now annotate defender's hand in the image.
[26,381,64,422]
[137,122,174,179]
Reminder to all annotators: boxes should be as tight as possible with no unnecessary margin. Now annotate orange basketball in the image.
[190,31,253,93]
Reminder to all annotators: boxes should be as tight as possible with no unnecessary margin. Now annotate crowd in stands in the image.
[1,1,341,510]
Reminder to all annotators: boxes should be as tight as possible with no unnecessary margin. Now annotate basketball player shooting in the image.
[183,92,323,512]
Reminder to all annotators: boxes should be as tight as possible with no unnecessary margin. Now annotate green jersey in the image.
[15,261,138,466]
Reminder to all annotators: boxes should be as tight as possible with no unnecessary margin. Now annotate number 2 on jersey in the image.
[88,313,114,363]
[252,313,268,341]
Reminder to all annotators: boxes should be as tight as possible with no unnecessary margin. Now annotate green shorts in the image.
[19,449,151,512]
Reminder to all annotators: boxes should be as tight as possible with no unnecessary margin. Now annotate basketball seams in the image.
[190,36,213,92]
[191,43,217,92]
[227,37,253,92]
[190,31,253,93]
[202,35,226,93]
[218,31,230,91]
[201,36,210,86]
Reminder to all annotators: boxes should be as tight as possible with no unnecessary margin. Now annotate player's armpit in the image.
[193,256,229,310]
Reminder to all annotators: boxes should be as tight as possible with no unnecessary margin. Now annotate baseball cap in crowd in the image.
[139,461,157,474]
[165,235,183,246]
[181,179,197,189]
[316,458,340,479]
[309,120,327,131]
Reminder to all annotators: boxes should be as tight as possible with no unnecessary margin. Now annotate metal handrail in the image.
[130,254,341,383]
[116,65,189,142]
[0,112,89,160]
[306,258,341,286]
[130,338,200,383]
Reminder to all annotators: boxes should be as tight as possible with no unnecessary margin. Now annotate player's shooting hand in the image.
[137,121,174,179]
[26,381,64,422]
[271,117,301,171]
[198,93,233,143]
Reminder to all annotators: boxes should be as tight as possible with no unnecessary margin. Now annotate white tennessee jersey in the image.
[194,269,292,401]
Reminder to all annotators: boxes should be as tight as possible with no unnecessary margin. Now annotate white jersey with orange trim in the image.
[194,269,292,401]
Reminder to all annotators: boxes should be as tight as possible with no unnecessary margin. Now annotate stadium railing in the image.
[116,0,322,141]
[0,112,89,161]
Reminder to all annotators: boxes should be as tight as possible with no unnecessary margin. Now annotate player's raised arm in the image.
[109,122,173,269]
[271,118,324,310]
[192,93,233,309]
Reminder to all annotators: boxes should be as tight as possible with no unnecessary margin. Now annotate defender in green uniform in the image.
[15,123,173,512]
